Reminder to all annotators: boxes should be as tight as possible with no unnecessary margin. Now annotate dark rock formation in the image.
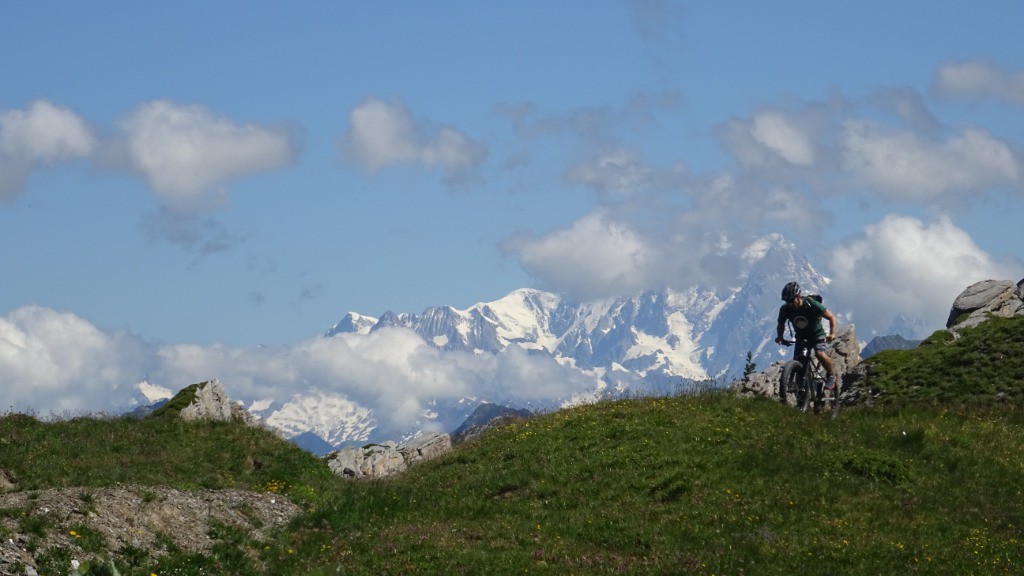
[451,402,533,446]
[945,278,1024,333]
[861,334,922,358]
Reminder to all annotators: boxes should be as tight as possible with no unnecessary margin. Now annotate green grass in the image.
[269,395,1024,575]
[0,414,337,494]
[863,315,1024,406]
[1,316,1023,575]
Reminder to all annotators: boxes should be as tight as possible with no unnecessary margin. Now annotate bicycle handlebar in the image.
[777,338,832,347]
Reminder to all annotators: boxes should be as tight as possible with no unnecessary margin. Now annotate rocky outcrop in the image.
[839,277,1024,407]
[325,432,452,479]
[945,278,1024,333]
[179,380,234,422]
[150,380,260,426]
[400,430,452,464]
[827,325,861,379]
[729,360,788,401]
[326,442,406,479]
[730,324,861,403]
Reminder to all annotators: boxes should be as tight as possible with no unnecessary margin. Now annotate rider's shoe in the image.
[823,374,838,390]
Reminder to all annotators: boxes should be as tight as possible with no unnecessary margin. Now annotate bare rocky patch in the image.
[0,485,298,575]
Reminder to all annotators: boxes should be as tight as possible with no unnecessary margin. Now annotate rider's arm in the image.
[822,309,838,342]
[775,317,786,343]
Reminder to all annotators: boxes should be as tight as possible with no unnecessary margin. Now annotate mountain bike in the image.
[779,338,841,416]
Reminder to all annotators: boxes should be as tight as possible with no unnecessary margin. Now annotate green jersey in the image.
[778,297,828,340]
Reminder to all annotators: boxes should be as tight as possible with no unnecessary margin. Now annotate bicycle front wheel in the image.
[780,360,810,411]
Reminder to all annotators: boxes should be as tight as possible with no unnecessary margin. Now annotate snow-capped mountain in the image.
[247,393,376,445]
[323,233,826,380]
[274,234,829,448]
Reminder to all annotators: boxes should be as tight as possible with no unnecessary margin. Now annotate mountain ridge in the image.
[283,234,831,447]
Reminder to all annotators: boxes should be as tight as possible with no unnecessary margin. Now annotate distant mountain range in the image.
[252,234,834,449]
[861,334,923,358]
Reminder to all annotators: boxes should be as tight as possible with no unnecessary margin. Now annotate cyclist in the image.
[775,281,839,402]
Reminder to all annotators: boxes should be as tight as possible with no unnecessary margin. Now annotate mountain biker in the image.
[775,281,839,402]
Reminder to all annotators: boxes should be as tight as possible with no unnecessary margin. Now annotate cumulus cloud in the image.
[0,306,148,414]
[341,97,487,185]
[119,100,297,211]
[0,307,596,436]
[0,101,96,202]
[502,211,657,300]
[718,109,819,169]
[842,120,1022,202]
[504,163,838,300]
[828,214,1021,338]
[751,112,817,166]
[933,60,1024,103]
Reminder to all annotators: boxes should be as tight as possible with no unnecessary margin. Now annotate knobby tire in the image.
[780,360,811,412]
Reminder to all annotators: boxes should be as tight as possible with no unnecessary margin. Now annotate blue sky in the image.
[2,1,1023,417]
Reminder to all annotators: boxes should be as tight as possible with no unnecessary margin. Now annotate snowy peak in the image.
[251,393,376,446]
[276,234,832,448]
[474,288,563,352]
[323,312,377,337]
[321,234,832,385]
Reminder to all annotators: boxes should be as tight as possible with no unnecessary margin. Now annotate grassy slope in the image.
[0,416,337,493]
[1,316,1022,575]
[862,314,1024,406]
[280,395,1024,576]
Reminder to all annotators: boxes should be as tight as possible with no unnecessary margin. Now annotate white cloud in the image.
[0,306,148,414]
[502,211,656,300]
[422,127,487,182]
[0,101,95,201]
[933,60,1024,103]
[341,98,487,184]
[504,164,840,299]
[179,329,594,434]
[0,308,596,435]
[842,120,1022,201]
[719,110,817,168]
[341,98,419,170]
[751,112,816,166]
[119,100,297,211]
[828,214,1021,338]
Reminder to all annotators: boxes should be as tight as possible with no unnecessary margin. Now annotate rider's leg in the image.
[815,348,838,389]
